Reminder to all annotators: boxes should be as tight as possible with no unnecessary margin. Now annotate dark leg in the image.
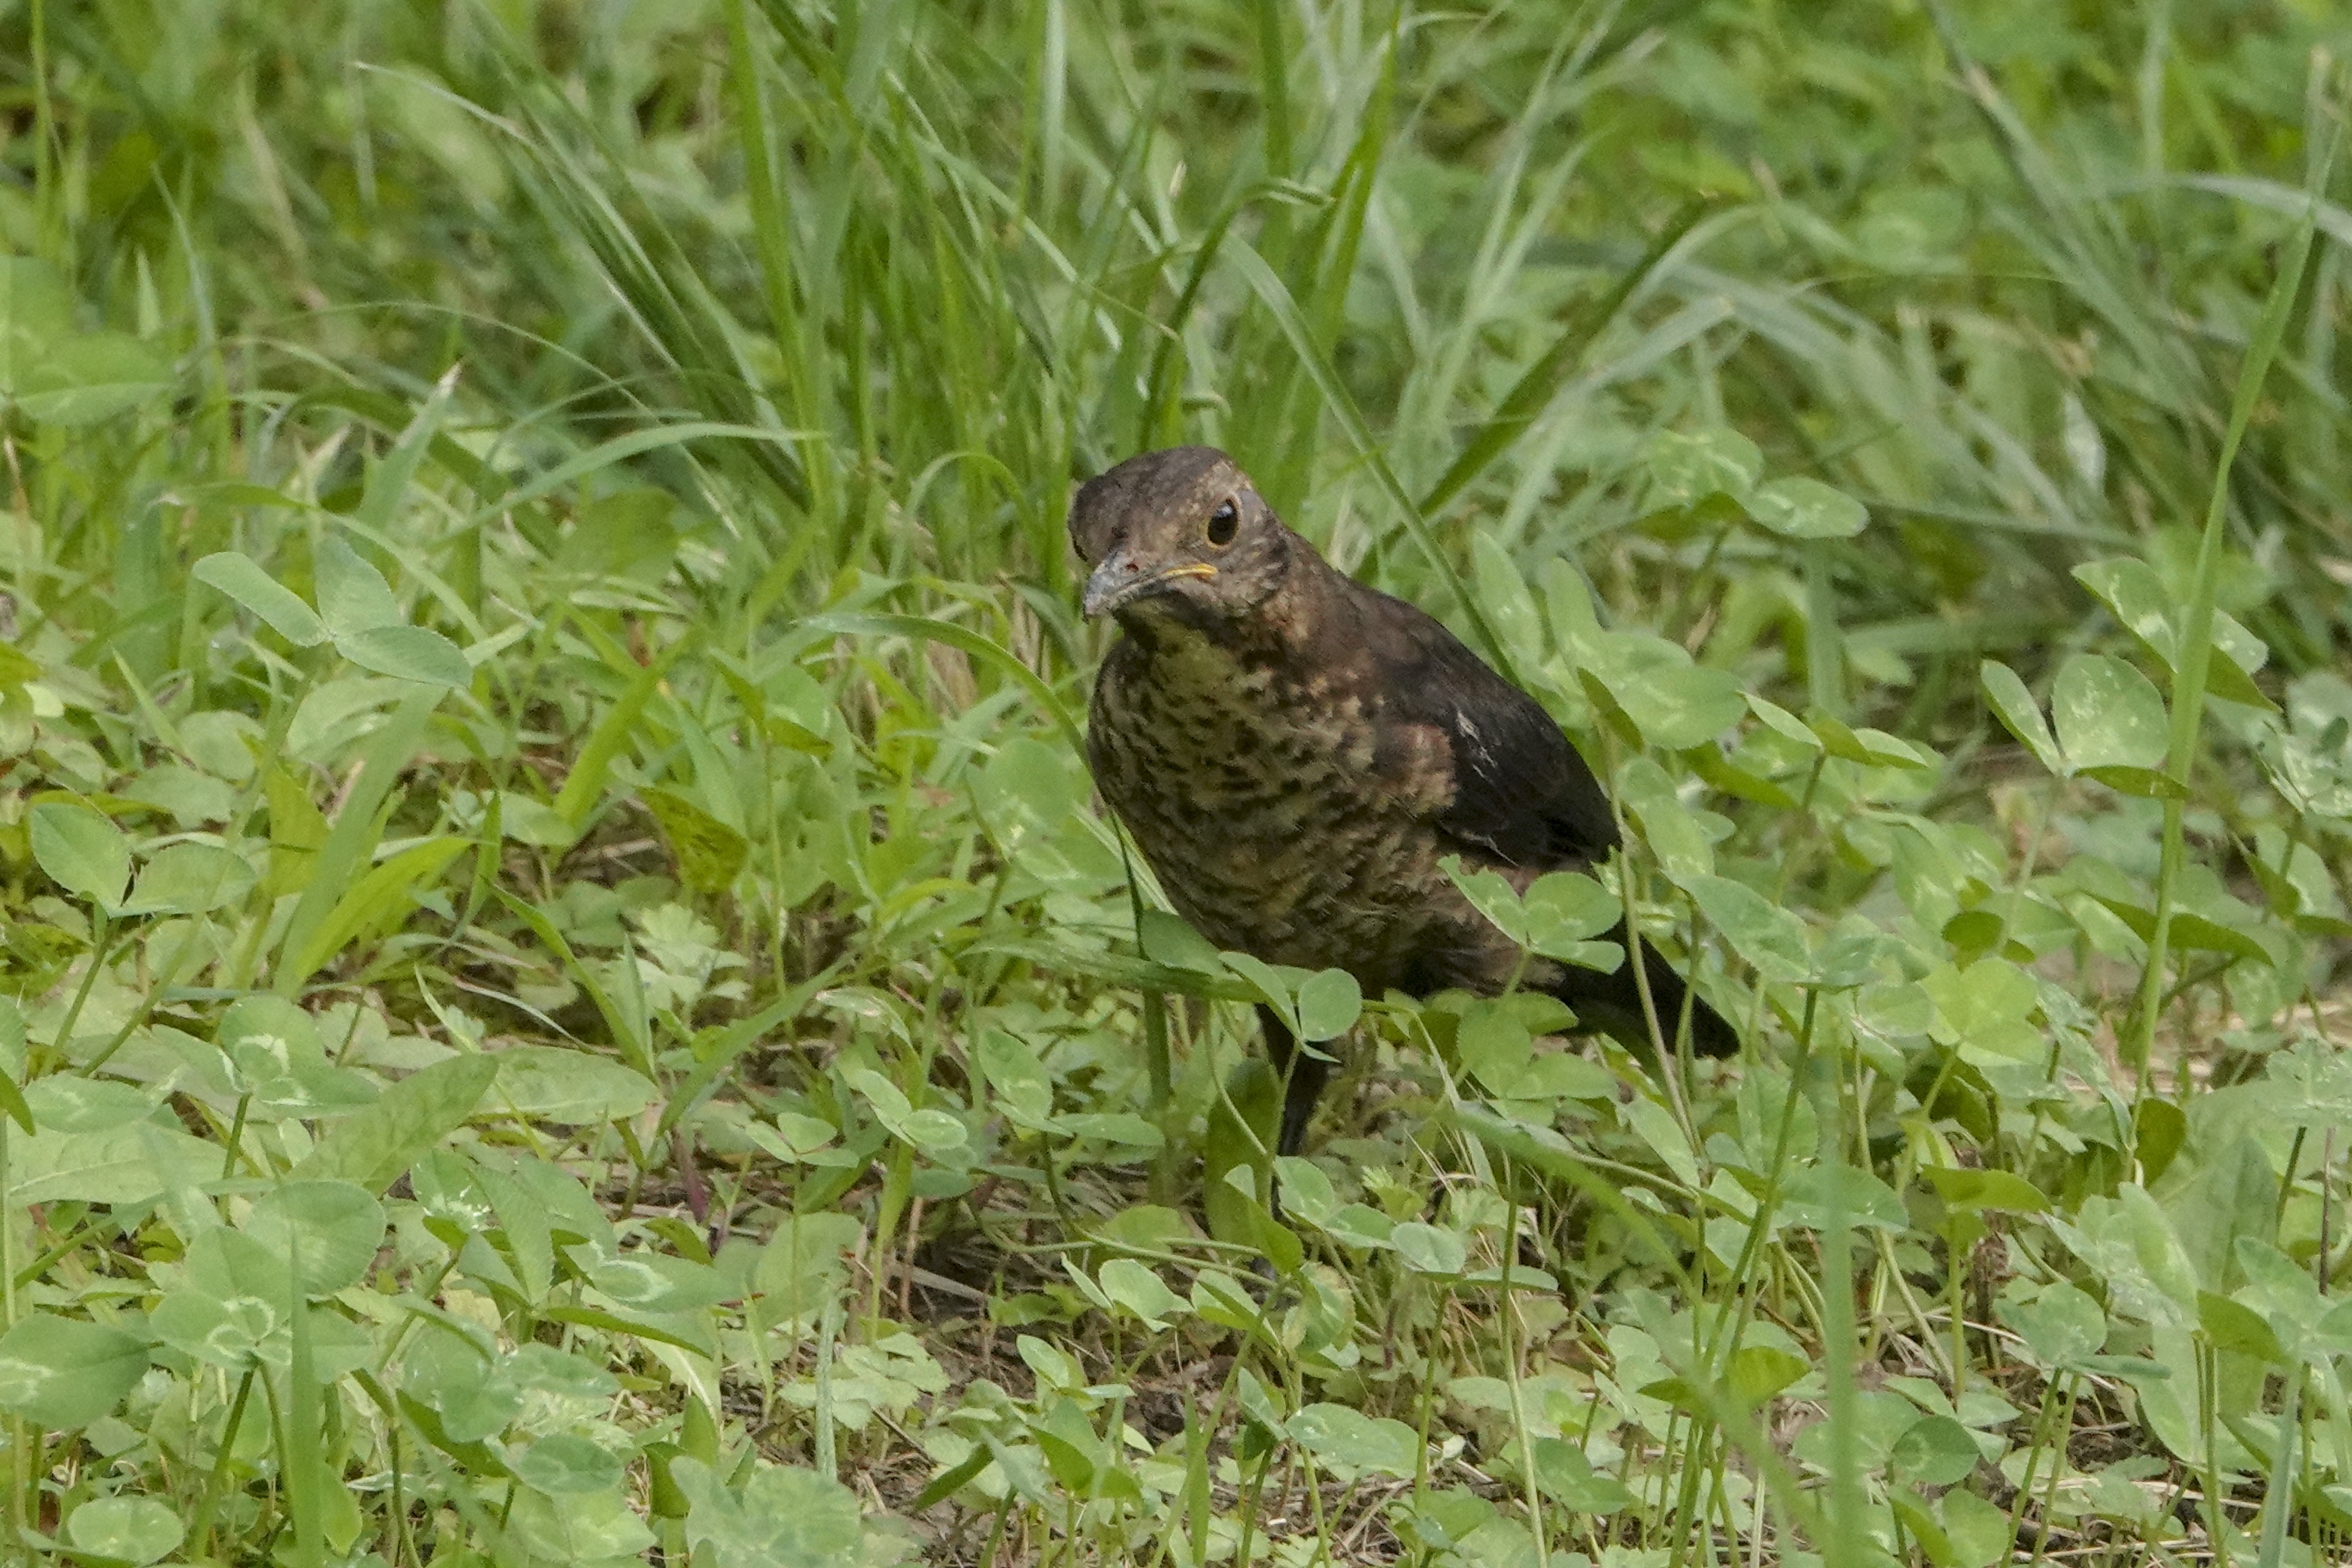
[1256,1003,1330,1160]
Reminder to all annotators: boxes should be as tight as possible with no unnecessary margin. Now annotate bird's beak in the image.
[1081,554,1216,619]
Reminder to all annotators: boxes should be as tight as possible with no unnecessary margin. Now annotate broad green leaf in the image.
[1583,635,1747,751]
[2233,1237,2330,1343]
[148,1284,277,1371]
[514,1434,625,1497]
[1098,1259,1187,1331]
[1529,1436,1634,1511]
[11,1117,218,1206]
[516,1489,648,1558]
[0,256,75,386]
[1289,1403,1421,1479]
[1646,427,1762,506]
[122,840,256,916]
[974,1030,1054,1127]
[2264,1038,2352,1128]
[1747,694,1822,752]
[1810,713,1936,769]
[193,553,329,646]
[1920,1167,2051,1215]
[2077,763,2188,799]
[1470,533,1548,666]
[14,331,172,425]
[1626,1096,1703,1188]
[2081,894,2269,963]
[26,1076,154,1134]
[2073,557,2274,709]
[1295,968,1362,1042]
[1781,1165,1909,1232]
[1457,995,1602,1102]
[1615,757,1716,880]
[977,737,1083,853]
[591,1251,731,1313]
[642,787,750,893]
[1979,660,2064,775]
[2197,1290,2283,1365]
[1136,910,1221,971]
[673,1457,867,1568]
[1920,960,2042,1063]
[245,1180,388,1296]
[0,1314,149,1429]
[1388,1222,1467,1277]
[291,1050,499,1192]
[1939,1489,2011,1568]
[314,535,401,636]
[497,790,575,847]
[1270,1157,1340,1227]
[845,1067,966,1153]
[1522,871,1623,965]
[29,800,130,909]
[1219,951,1298,1020]
[1749,475,1867,539]
[510,1343,620,1400]
[336,623,472,687]
[123,763,236,829]
[1727,1344,1810,1406]
[1441,855,1534,948]
[403,1330,520,1442]
[744,1110,838,1165]
[2051,653,2168,774]
[752,1212,864,1322]
[2135,1098,2189,1184]
[2073,558,2181,658]
[2001,1282,2107,1370]
[1683,874,1810,984]
[216,992,323,1074]
[64,1496,183,1566]
[1457,999,1534,1093]
[493,1045,656,1124]
[1891,1415,1981,1485]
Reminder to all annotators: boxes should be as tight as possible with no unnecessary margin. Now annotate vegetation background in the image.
[0,0,2347,1564]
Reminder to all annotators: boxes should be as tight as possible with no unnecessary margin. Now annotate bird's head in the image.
[1069,446,1290,626]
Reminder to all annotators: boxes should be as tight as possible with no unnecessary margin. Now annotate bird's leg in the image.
[1255,1002,1330,1161]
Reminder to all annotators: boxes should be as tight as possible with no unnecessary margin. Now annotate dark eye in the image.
[1206,498,1239,547]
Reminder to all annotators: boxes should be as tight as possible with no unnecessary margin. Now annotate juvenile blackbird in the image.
[1072,445,1737,1158]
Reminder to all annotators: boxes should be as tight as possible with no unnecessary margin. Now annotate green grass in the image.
[0,2,2348,1565]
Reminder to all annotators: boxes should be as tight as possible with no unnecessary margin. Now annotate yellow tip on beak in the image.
[1084,558,1218,617]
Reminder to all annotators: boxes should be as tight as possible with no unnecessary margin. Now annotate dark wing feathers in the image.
[1353,585,1617,870]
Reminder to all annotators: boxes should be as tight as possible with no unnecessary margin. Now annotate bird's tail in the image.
[1544,923,1739,1063]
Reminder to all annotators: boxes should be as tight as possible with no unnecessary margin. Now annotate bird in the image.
[1070,445,1737,1161]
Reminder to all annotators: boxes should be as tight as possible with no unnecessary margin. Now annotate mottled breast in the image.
[1087,626,1453,989]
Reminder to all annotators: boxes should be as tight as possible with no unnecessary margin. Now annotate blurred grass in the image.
[23,0,2349,688]
[0,1,2349,1564]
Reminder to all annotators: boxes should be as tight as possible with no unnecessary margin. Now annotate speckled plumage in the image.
[1072,446,1735,1155]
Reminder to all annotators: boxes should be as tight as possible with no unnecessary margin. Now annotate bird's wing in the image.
[1355,585,1620,870]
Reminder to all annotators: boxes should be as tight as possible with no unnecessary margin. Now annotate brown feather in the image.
[1072,446,1737,1156]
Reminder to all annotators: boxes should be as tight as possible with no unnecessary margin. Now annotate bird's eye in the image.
[1206,498,1240,547]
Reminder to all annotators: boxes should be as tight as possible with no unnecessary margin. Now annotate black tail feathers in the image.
[1544,923,1739,1063]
